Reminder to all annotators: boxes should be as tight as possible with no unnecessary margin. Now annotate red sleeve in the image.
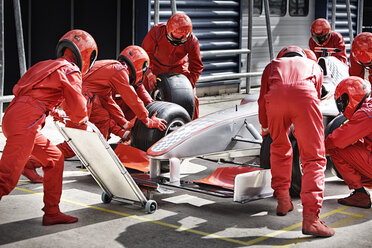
[59,68,88,125]
[99,94,127,127]
[142,26,157,67]
[258,63,271,129]
[135,84,154,106]
[109,119,126,138]
[331,32,347,64]
[111,68,149,123]
[185,35,204,87]
[325,110,372,150]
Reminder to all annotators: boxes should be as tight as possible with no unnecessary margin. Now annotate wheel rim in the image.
[152,89,164,101]
[165,119,185,134]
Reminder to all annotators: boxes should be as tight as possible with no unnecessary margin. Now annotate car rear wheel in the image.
[324,114,347,179]
[259,129,302,197]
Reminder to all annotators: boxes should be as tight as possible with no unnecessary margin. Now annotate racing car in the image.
[115,47,349,202]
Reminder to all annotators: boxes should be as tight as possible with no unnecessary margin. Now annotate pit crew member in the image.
[309,18,347,64]
[141,12,204,119]
[258,46,335,237]
[0,30,97,226]
[325,76,372,209]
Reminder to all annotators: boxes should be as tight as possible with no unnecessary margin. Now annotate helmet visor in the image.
[166,32,190,46]
[134,60,149,88]
[336,93,349,114]
[312,31,331,45]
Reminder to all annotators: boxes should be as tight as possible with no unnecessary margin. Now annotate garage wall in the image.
[3,0,134,95]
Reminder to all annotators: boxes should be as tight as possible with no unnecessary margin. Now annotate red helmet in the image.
[276,46,306,59]
[56,29,98,75]
[334,76,371,119]
[351,32,372,67]
[311,18,331,46]
[303,48,317,62]
[166,12,192,46]
[118,45,150,88]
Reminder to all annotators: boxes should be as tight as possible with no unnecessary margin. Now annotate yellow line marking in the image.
[14,187,248,246]
[337,211,365,218]
[13,186,372,247]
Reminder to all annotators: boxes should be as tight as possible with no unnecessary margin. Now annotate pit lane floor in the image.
[1,91,372,248]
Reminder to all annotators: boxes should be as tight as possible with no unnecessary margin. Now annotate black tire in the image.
[259,134,272,169]
[289,139,302,197]
[259,128,302,197]
[324,114,347,138]
[151,73,195,119]
[324,114,347,179]
[131,101,191,152]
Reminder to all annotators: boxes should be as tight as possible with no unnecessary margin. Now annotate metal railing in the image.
[198,48,263,88]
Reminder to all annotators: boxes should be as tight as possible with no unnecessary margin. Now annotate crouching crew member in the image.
[258,46,335,237]
[0,30,97,225]
[325,76,372,209]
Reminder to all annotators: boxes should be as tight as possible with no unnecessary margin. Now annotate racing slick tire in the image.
[259,129,302,197]
[324,114,348,179]
[131,101,191,152]
[151,73,195,119]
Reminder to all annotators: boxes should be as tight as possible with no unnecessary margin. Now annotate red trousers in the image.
[265,86,326,215]
[328,141,372,189]
[0,98,64,214]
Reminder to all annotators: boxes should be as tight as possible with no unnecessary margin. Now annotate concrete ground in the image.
[1,91,372,248]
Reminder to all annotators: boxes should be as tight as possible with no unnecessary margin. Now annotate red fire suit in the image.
[349,53,372,85]
[109,85,153,139]
[258,57,326,215]
[141,23,204,119]
[0,58,87,215]
[325,99,372,189]
[309,31,348,64]
[57,60,151,158]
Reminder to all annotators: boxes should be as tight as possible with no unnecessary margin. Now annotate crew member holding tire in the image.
[110,82,154,141]
[349,32,372,85]
[0,30,97,225]
[325,76,372,209]
[57,45,167,159]
[309,18,347,64]
[258,46,334,237]
[141,12,204,119]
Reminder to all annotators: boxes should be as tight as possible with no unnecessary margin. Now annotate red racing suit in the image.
[325,99,372,189]
[110,85,153,138]
[309,31,348,64]
[0,57,87,215]
[141,23,204,119]
[349,53,372,85]
[57,60,151,157]
[258,57,326,215]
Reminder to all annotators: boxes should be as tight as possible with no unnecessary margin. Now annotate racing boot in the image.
[42,212,78,226]
[302,214,335,237]
[22,158,43,183]
[337,189,371,209]
[276,194,293,216]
